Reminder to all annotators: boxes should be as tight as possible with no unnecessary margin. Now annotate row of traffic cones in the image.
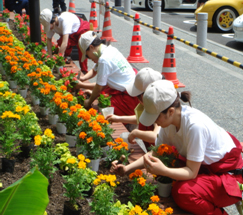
[89,2,185,87]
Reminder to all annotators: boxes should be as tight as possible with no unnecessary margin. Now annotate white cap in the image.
[78,31,97,62]
[126,67,162,97]
[139,80,177,126]
[39,8,52,33]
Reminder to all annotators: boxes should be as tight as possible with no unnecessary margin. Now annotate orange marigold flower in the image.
[86,137,93,143]
[137,177,146,187]
[60,102,68,109]
[115,137,123,143]
[60,85,67,91]
[77,121,83,126]
[97,132,105,138]
[79,132,87,139]
[88,108,97,116]
[165,207,173,214]
[33,82,38,86]
[134,169,143,177]
[150,195,160,203]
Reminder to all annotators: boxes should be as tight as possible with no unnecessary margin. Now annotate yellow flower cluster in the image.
[93,174,118,187]
[1,111,21,120]
[147,203,173,215]
[44,128,55,139]
[77,154,90,169]
[129,205,148,215]
[34,135,42,146]
[15,105,30,115]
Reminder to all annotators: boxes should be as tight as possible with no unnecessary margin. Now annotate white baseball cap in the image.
[78,31,97,62]
[126,67,162,97]
[139,80,177,126]
[39,8,52,33]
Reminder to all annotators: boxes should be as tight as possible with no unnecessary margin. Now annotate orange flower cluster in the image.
[157,144,178,158]
[107,137,128,151]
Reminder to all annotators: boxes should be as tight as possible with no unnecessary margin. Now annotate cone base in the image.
[170,79,185,88]
[127,56,149,63]
[69,10,76,13]
[100,36,117,42]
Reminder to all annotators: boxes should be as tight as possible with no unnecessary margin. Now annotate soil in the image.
[0,19,132,215]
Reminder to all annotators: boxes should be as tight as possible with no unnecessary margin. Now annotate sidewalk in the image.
[37,1,242,214]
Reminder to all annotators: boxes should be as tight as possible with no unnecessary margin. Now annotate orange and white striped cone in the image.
[89,2,99,31]
[68,0,76,13]
[162,26,185,88]
[100,2,117,42]
[127,13,149,63]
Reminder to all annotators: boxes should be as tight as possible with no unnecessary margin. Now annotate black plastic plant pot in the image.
[63,201,82,215]
[19,144,34,158]
[2,158,16,173]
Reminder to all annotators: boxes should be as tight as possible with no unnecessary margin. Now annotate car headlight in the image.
[234,27,243,31]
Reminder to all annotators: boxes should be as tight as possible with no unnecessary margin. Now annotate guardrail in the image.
[93,1,243,70]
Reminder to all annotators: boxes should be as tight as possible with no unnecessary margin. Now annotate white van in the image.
[132,0,198,11]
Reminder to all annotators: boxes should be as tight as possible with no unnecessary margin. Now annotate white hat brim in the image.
[126,83,143,97]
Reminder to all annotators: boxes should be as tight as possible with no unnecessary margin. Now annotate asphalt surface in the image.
[39,0,243,143]
[37,1,242,213]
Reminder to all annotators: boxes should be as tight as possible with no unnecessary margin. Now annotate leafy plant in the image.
[91,174,120,215]
[53,53,65,67]
[105,137,130,166]
[98,91,111,108]
[76,89,87,106]
[129,169,158,209]
[150,143,179,183]
[0,110,22,159]
[2,9,10,19]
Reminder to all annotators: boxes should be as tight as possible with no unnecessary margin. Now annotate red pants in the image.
[172,133,243,215]
[57,17,90,73]
[103,87,139,117]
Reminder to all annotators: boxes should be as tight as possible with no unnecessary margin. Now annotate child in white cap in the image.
[76,31,139,117]
[107,67,164,150]
[39,8,90,73]
[111,79,243,215]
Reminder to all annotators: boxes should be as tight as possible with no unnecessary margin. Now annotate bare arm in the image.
[80,68,97,81]
[58,34,69,56]
[144,154,201,181]
[106,115,137,124]
[128,123,160,143]
[47,38,52,56]
[84,84,106,109]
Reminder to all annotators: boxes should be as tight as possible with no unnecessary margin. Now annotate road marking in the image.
[183,20,196,24]
[161,12,195,16]
[222,33,234,39]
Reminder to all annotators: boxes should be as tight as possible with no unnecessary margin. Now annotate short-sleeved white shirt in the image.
[156,105,235,165]
[47,12,80,38]
[95,45,136,92]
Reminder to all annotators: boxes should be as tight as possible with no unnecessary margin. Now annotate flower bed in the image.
[0,17,176,215]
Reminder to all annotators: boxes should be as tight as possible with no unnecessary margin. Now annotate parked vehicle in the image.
[195,0,243,33]
[233,14,243,42]
[132,0,198,11]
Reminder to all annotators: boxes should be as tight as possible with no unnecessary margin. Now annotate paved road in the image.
[131,6,243,52]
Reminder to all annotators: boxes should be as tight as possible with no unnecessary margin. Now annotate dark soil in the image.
[0,19,132,215]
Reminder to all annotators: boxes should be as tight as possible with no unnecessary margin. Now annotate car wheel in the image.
[213,7,239,33]
[145,0,153,11]
[145,0,165,11]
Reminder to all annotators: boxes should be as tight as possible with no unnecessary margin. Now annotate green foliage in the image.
[54,142,70,158]
[90,183,120,215]
[129,170,157,209]
[113,201,134,215]
[98,92,111,108]
[62,168,96,208]
[0,167,49,215]
[30,147,59,180]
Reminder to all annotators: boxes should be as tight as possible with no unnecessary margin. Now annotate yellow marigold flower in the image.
[34,135,42,146]
[15,106,22,112]
[44,128,53,137]
[66,158,76,164]
[78,154,85,161]
[0,83,4,88]
[93,179,101,185]
[150,195,160,203]
[147,203,160,213]
[78,161,86,169]
[85,158,90,163]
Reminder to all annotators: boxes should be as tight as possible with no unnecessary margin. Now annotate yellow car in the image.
[195,0,243,33]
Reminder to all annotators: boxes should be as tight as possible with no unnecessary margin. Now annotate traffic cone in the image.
[100,2,117,42]
[127,13,149,63]
[68,0,76,13]
[162,26,185,88]
[89,2,98,31]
